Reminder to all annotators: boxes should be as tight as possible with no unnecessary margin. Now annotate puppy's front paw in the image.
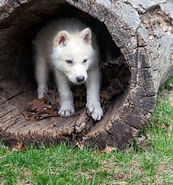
[86,103,103,121]
[58,103,75,117]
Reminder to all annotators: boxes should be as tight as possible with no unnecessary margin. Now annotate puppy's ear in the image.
[80,28,92,45]
[54,31,69,47]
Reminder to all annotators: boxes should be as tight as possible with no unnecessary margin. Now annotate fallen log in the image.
[0,0,173,149]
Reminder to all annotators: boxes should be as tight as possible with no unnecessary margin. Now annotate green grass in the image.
[0,76,173,185]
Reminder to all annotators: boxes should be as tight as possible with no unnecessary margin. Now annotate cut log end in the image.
[0,0,173,150]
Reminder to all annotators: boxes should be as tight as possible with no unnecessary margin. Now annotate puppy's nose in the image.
[76,76,85,83]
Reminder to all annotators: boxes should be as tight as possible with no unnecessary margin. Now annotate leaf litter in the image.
[12,141,27,152]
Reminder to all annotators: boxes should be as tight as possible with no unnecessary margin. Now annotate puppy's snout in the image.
[76,76,85,83]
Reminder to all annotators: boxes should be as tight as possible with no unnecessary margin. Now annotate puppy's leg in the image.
[35,56,48,99]
[86,68,103,121]
[54,69,74,117]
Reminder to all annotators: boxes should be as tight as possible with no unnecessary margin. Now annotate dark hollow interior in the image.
[0,1,130,116]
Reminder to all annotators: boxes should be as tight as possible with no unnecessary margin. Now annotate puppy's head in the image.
[52,27,96,85]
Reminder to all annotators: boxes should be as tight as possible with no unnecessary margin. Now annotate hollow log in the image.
[0,0,173,150]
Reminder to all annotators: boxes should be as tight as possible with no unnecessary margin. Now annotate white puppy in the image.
[33,18,103,121]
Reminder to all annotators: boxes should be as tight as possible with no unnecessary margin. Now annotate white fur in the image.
[33,18,103,120]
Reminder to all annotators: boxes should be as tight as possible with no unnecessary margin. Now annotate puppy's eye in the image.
[83,59,87,63]
[66,60,73,64]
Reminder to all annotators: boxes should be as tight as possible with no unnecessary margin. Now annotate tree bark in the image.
[0,0,173,149]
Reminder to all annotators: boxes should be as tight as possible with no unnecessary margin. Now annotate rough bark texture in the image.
[0,0,173,149]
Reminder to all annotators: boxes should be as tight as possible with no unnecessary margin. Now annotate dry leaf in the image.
[44,109,58,117]
[24,95,59,120]
[100,146,117,153]
[20,147,27,152]
[21,112,32,120]
[12,142,23,150]
[28,98,51,112]
[11,142,27,152]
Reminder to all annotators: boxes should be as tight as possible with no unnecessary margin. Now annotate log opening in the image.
[0,0,173,149]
